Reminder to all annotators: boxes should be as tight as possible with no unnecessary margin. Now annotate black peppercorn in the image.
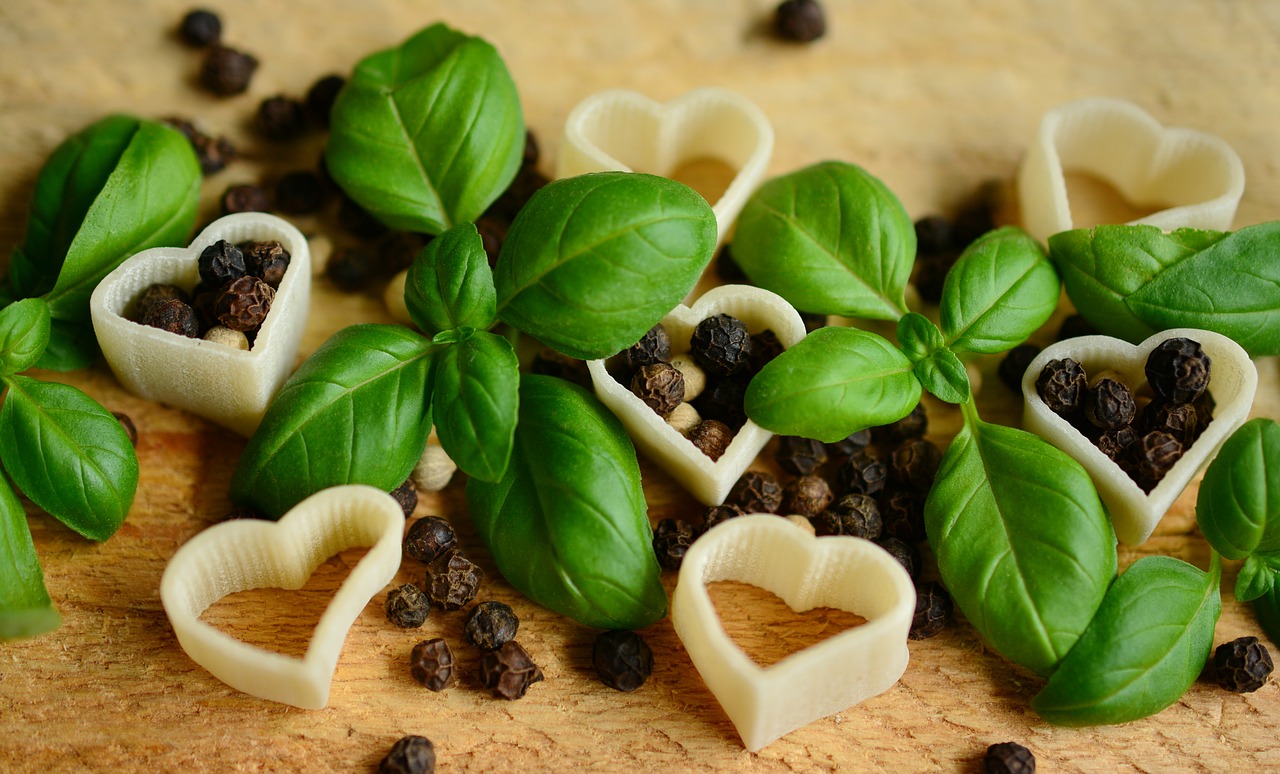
[1056,313,1097,342]
[112,412,139,448]
[873,403,928,448]
[275,171,327,215]
[631,362,686,417]
[890,439,942,491]
[198,239,246,287]
[325,248,377,292]
[134,283,192,321]
[914,215,955,255]
[781,475,833,518]
[688,419,734,461]
[190,282,219,331]
[773,0,826,42]
[621,324,672,372]
[257,96,308,142]
[909,581,952,639]
[241,240,290,288]
[389,479,418,518]
[953,183,1000,246]
[879,489,927,544]
[404,516,457,565]
[1142,401,1200,448]
[713,242,749,283]
[826,428,872,459]
[776,436,828,476]
[530,347,592,389]
[377,231,429,275]
[385,583,431,629]
[306,74,345,127]
[1146,337,1211,405]
[379,735,436,774]
[463,601,520,652]
[593,630,654,692]
[486,165,549,224]
[336,195,389,240]
[912,253,955,305]
[1211,636,1273,693]
[692,375,749,429]
[1131,430,1183,491]
[998,343,1042,393]
[221,184,270,215]
[215,276,274,332]
[727,470,784,513]
[1084,377,1137,431]
[200,45,258,96]
[479,640,544,700]
[747,329,785,375]
[1095,425,1139,464]
[164,117,235,175]
[141,298,200,338]
[815,493,882,538]
[178,9,221,47]
[875,536,919,580]
[475,215,507,268]
[653,518,696,570]
[425,551,484,610]
[1035,358,1088,416]
[690,314,753,377]
[701,503,743,533]
[838,450,888,497]
[983,741,1036,774]
[409,638,456,692]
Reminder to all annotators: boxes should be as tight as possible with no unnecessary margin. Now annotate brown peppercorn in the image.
[593,629,653,692]
[326,248,377,292]
[880,489,927,544]
[215,276,274,332]
[621,324,671,373]
[242,240,291,288]
[112,412,138,448]
[409,638,456,691]
[839,450,888,497]
[257,95,308,142]
[1142,401,1200,448]
[133,283,192,321]
[890,439,942,491]
[727,470,784,513]
[475,215,507,267]
[714,242,749,284]
[872,403,928,449]
[701,503,743,533]
[404,516,457,565]
[691,314,753,377]
[913,247,958,305]
[141,298,200,338]
[1131,430,1183,491]
[1095,425,1139,464]
[909,581,952,639]
[983,741,1036,774]
[385,583,430,629]
[275,170,327,215]
[630,362,686,417]
[305,74,345,127]
[774,0,827,42]
[827,428,872,459]
[747,329,785,375]
[389,479,418,518]
[692,376,749,429]
[998,343,1042,393]
[875,536,919,580]
[815,493,882,538]
[775,436,828,476]
[190,283,219,330]
[200,45,258,96]
[479,641,544,700]
[1035,357,1088,416]
[1084,377,1137,431]
[529,347,592,389]
[781,475,833,518]
[337,195,388,240]
[377,231,430,275]
[1056,314,1097,341]
[1146,337,1211,405]
[178,9,221,47]
[688,419,734,461]
[425,551,484,611]
[378,735,436,774]
[486,165,550,223]
[164,117,235,175]
[653,518,696,570]
[220,184,270,215]
[1193,390,1217,437]
[1211,636,1273,693]
[521,128,540,168]
[463,601,520,652]
[198,239,247,287]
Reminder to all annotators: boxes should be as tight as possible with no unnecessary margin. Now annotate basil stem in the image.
[0,299,52,376]
[404,222,497,337]
[1195,418,1280,561]
[430,331,519,483]
[0,472,61,641]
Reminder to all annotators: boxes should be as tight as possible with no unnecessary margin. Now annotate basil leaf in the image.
[327,23,524,235]
[495,172,717,359]
[39,118,200,322]
[405,222,496,336]
[731,161,913,320]
[896,312,945,364]
[0,376,138,541]
[231,324,434,517]
[0,472,61,641]
[34,319,100,372]
[430,331,519,483]
[1236,553,1280,602]
[744,326,920,443]
[0,299,51,375]
[466,375,667,629]
[1033,556,1222,726]
[1196,418,1280,560]
[940,227,1059,354]
[1253,579,1280,646]
[925,414,1116,676]
[914,349,970,404]
[1050,224,1280,356]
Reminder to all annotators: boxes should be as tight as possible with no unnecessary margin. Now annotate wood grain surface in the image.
[2,1,1279,771]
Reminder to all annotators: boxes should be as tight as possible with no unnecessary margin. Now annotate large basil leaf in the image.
[0,299,51,375]
[326,23,524,235]
[430,331,519,483]
[925,414,1116,676]
[466,375,667,629]
[1033,556,1221,726]
[744,326,920,443]
[34,319,100,372]
[231,325,434,517]
[1049,224,1280,356]
[731,161,913,320]
[495,172,717,359]
[1196,418,1280,560]
[940,226,1059,354]
[405,222,496,336]
[0,376,137,541]
[0,472,61,641]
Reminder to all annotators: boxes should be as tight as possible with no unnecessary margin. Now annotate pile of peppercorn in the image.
[134,238,289,349]
[1035,337,1215,493]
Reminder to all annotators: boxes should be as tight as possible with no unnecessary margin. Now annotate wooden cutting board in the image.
[2,1,1278,770]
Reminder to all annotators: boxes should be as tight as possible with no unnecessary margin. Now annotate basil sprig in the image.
[5,115,201,370]
[327,23,525,235]
[0,473,59,641]
[1049,223,1280,357]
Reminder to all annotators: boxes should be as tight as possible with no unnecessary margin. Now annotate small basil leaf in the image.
[495,172,717,359]
[430,331,519,483]
[1196,418,1280,560]
[41,118,201,322]
[0,299,51,375]
[231,324,434,517]
[940,226,1059,354]
[34,319,100,372]
[925,415,1116,676]
[744,326,921,443]
[405,222,497,336]
[1032,556,1221,726]
[0,472,61,641]
[1253,579,1280,647]
[913,349,970,404]
[731,161,913,320]
[327,23,524,234]
[1236,553,1280,603]
[896,312,945,365]
[0,376,138,541]
[1050,224,1280,356]
[466,375,667,629]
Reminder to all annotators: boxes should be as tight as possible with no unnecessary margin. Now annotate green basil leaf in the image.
[1253,578,1280,646]
[940,226,1059,354]
[466,375,667,629]
[1236,553,1280,602]
[39,118,200,322]
[231,324,434,517]
[0,472,61,641]
[730,161,913,320]
[326,23,524,235]
[1032,556,1221,726]
[744,326,921,443]
[1050,224,1280,356]
[430,331,519,483]
[896,312,945,364]
[0,376,138,541]
[1196,418,1280,560]
[34,319,100,372]
[925,415,1116,676]
[914,349,970,404]
[405,222,496,336]
[495,172,717,359]
[0,299,51,375]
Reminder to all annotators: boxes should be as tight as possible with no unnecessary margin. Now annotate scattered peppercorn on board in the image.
[3,0,1280,770]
